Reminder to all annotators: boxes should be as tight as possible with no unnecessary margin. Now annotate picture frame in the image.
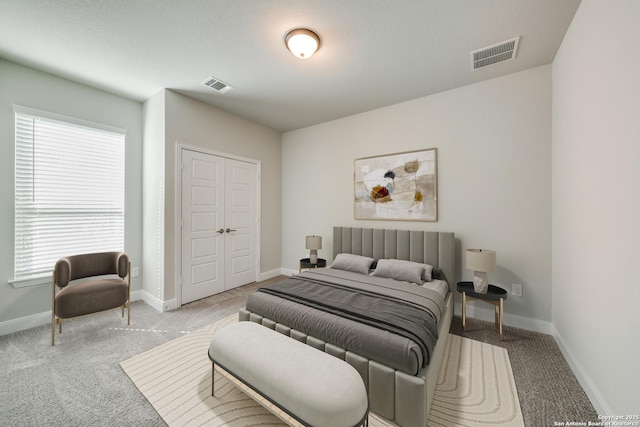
[354,148,437,221]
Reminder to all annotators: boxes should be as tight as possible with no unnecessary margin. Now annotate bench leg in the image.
[211,363,215,397]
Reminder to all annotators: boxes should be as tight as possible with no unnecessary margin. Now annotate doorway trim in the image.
[174,142,261,308]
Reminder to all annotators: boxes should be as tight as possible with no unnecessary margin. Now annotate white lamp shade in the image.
[285,28,321,59]
[305,235,322,250]
[466,249,496,272]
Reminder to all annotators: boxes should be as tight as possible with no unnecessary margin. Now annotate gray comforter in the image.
[245,269,446,375]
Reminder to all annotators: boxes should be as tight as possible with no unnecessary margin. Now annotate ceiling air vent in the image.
[471,37,520,70]
[201,76,234,94]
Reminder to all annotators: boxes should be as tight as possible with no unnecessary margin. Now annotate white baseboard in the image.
[454,302,552,335]
[0,269,297,335]
[0,291,161,336]
[550,325,611,415]
[137,269,289,314]
[258,268,297,282]
[0,310,52,336]
[131,289,162,312]
[162,298,178,312]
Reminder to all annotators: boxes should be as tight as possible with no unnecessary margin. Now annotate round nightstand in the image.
[457,281,508,340]
[299,258,326,273]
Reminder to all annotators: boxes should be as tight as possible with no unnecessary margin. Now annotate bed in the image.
[239,226,455,427]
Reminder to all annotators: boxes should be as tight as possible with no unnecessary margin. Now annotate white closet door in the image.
[180,149,258,304]
[224,159,257,289]
[181,149,225,304]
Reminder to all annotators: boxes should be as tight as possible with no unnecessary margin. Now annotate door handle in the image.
[225,228,237,233]
[216,228,225,234]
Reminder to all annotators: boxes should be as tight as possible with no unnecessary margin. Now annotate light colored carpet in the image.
[121,314,524,427]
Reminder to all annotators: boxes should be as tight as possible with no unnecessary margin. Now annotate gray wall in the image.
[0,62,282,327]
[282,65,552,329]
[162,90,282,303]
[0,59,143,324]
[552,0,640,414]
[141,90,166,305]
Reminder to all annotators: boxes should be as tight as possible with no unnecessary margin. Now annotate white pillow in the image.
[371,259,425,285]
[329,253,375,275]
[422,264,434,282]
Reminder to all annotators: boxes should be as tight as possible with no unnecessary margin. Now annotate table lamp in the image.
[466,249,496,293]
[306,235,322,265]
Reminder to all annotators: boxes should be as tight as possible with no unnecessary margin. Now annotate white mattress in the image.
[422,279,449,300]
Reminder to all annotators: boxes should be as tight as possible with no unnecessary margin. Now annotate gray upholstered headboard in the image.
[333,226,456,292]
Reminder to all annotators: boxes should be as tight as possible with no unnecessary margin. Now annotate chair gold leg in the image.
[52,272,56,346]
[462,292,467,331]
[58,319,62,333]
[499,298,504,340]
[127,261,131,326]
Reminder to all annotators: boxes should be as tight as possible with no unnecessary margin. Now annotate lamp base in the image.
[309,250,318,265]
[472,271,489,293]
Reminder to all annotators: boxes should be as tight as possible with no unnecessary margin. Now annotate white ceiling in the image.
[0,0,581,132]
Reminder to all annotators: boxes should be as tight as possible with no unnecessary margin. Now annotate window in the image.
[13,106,125,286]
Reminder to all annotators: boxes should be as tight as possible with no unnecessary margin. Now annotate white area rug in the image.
[120,314,524,426]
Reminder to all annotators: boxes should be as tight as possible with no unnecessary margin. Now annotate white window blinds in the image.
[14,107,125,282]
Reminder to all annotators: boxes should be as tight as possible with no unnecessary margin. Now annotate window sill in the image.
[9,274,51,288]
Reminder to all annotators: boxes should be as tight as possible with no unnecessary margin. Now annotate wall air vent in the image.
[471,37,520,70]
[201,76,234,94]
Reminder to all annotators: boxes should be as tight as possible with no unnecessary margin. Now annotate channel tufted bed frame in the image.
[240,226,455,427]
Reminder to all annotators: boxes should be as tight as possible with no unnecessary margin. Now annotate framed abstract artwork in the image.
[354,148,437,221]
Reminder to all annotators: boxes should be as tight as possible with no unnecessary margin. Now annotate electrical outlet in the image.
[512,283,523,297]
[131,266,140,277]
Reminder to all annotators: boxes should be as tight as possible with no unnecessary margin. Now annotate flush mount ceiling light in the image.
[285,28,321,59]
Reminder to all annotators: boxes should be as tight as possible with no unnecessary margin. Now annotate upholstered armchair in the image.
[51,252,131,345]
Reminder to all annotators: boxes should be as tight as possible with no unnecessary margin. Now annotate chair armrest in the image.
[117,253,130,279]
[54,258,72,288]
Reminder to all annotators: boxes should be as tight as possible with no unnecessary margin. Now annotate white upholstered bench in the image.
[208,321,369,427]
